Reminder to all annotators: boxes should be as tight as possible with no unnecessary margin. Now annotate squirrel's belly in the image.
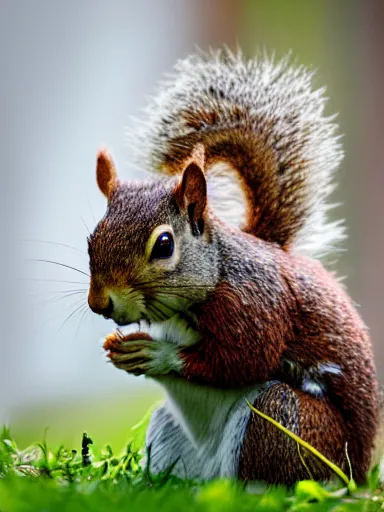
[147,375,263,479]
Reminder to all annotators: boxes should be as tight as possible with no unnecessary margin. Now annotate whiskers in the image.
[146,293,181,322]
[24,239,91,338]
[146,301,170,322]
[139,279,208,322]
[56,300,90,336]
[27,259,90,278]
[38,289,89,308]
[27,287,90,339]
[23,239,87,256]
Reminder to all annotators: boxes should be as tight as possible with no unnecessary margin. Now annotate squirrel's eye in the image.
[150,232,174,261]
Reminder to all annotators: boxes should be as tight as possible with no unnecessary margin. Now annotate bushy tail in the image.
[128,48,345,259]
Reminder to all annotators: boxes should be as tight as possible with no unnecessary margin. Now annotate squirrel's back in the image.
[128,48,345,259]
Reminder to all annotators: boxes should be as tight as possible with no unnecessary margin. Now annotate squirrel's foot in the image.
[103,330,183,377]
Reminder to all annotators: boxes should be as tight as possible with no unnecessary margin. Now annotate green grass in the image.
[0,423,383,512]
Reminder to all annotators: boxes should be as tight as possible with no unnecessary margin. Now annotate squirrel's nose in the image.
[88,294,114,319]
[100,297,114,318]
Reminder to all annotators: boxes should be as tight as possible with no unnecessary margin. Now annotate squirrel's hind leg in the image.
[239,382,347,486]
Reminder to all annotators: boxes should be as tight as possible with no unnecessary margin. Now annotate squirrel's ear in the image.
[176,145,207,236]
[96,148,119,199]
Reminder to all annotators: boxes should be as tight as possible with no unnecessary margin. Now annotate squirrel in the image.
[87,48,379,485]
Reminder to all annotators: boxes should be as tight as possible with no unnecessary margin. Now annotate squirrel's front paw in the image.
[103,331,183,377]
[103,331,153,376]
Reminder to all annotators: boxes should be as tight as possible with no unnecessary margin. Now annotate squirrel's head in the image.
[87,145,219,326]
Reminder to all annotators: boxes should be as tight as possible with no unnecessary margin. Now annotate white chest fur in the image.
[129,316,262,478]
[152,375,262,479]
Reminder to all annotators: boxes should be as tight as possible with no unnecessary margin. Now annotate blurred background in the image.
[0,0,383,452]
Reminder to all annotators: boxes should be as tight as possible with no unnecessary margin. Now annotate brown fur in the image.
[89,164,378,482]
[163,125,308,249]
[177,230,378,483]
[175,161,207,226]
[88,153,378,483]
[96,149,119,199]
[239,383,346,485]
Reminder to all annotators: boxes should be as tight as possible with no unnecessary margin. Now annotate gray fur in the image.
[144,380,263,480]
